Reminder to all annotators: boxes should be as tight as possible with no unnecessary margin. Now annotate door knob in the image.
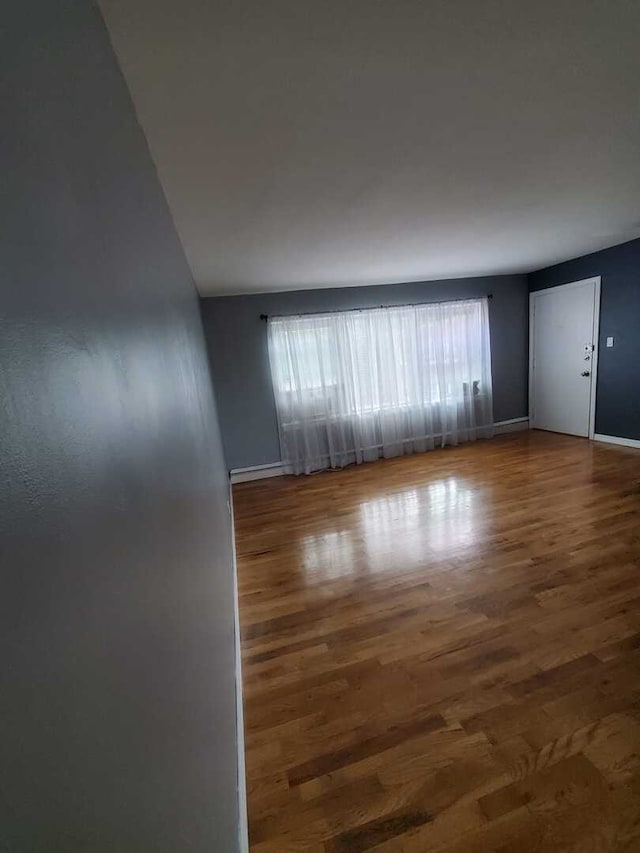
[581,370,591,377]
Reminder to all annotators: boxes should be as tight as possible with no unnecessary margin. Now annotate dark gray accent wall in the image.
[1,4,238,851]
[201,275,529,470]
[529,238,640,441]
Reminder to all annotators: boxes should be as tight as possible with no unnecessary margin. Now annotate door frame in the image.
[529,276,601,440]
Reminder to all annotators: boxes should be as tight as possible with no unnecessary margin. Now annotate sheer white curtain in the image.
[268,298,493,475]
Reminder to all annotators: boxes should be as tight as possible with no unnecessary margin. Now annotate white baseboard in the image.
[230,462,285,483]
[228,486,249,853]
[593,433,640,449]
[230,418,531,483]
[493,417,530,435]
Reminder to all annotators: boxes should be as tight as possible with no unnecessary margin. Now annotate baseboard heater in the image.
[229,418,530,483]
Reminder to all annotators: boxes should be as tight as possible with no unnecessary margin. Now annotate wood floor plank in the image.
[233,431,640,851]
[287,712,447,787]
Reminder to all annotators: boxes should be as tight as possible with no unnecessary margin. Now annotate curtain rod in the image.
[259,293,492,321]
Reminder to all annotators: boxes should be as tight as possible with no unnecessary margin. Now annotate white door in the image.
[530,278,600,438]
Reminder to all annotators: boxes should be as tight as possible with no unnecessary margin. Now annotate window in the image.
[268,322,336,393]
[267,298,493,474]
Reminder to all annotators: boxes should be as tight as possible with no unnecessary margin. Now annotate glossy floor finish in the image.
[233,432,640,852]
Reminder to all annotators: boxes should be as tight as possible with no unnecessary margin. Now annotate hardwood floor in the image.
[233,431,640,852]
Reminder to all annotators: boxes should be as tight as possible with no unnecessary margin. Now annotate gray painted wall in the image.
[201,275,529,470]
[1,4,238,851]
[528,237,640,441]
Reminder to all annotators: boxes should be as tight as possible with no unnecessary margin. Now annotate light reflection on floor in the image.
[300,530,357,580]
[300,476,483,580]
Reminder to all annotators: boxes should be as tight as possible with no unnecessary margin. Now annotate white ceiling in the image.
[100,0,640,296]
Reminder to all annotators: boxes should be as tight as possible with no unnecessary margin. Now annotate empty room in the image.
[3,1,640,852]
